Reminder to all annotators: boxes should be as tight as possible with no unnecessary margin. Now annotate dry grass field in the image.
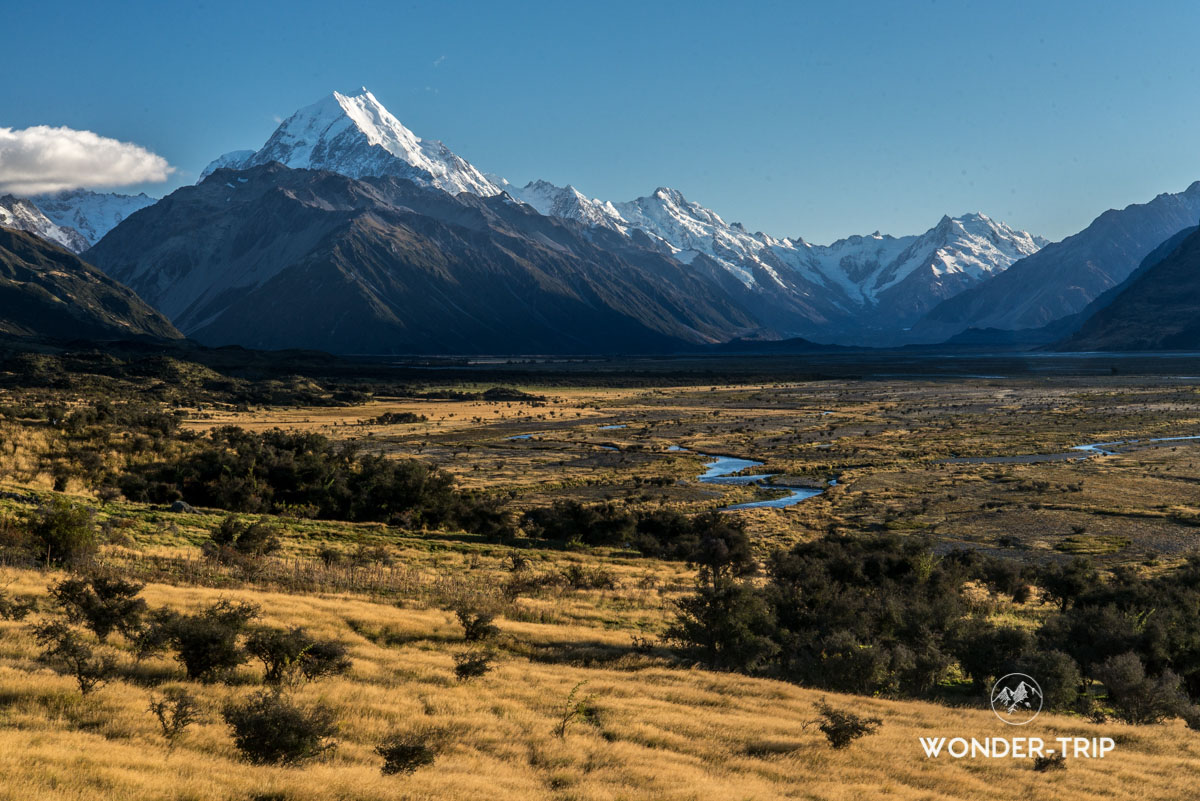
[3,562,1200,801]
[5,369,1200,799]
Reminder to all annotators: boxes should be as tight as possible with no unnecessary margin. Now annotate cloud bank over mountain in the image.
[0,125,173,194]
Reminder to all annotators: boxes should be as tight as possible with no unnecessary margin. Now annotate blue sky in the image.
[3,0,1199,243]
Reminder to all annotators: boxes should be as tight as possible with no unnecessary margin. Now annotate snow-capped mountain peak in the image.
[0,194,89,252]
[201,88,501,197]
[28,189,157,248]
[504,179,627,231]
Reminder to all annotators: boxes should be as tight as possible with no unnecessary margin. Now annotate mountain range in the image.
[179,88,1047,349]
[85,163,763,353]
[6,86,1199,354]
[0,190,156,253]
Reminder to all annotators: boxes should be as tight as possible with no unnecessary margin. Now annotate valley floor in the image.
[5,355,1200,799]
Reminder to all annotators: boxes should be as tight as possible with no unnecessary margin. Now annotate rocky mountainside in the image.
[197,89,1044,344]
[0,195,88,252]
[0,226,181,341]
[86,164,764,354]
[1055,226,1200,350]
[503,179,1045,337]
[915,182,1200,340]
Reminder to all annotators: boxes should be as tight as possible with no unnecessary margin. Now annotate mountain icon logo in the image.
[990,673,1043,725]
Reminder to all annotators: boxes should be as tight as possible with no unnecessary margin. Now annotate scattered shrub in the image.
[454,605,498,642]
[166,600,259,682]
[561,564,618,590]
[552,680,600,738]
[1033,753,1067,772]
[32,620,115,695]
[809,699,881,749]
[453,651,494,681]
[50,574,146,641]
[1095,652,1188,725]
[148,687,200,755]
[0,590,37,620]
[245,626,351,685]
[223,689,337,765]
[28,498,97,564]
[376,731,438,775]
[203,516,281,562]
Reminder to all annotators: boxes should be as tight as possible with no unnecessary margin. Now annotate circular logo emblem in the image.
[990,673,1043,725]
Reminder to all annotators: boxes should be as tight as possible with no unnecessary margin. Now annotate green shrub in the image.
[28,498,97,564]
[148,687,200,754]
[453,651,494,681]
[809,699,881,749]
[50,574,146,641]
[223,689,337,765]
[166,600,259,682]
[32,620,115,695]
[245,626,351,685]
[203,516,281,562]
[454,605,498,642]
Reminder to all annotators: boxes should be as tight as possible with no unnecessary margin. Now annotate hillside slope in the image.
[0,226,181,341]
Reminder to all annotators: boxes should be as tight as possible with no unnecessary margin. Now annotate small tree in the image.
[454,604,499,642]
[50,574,146,641]
[32,620,115,695]
[203,516,281,563]
[28,498,97,564]
[148,687,200,756]
[667,575,777,672]
[1095,652,1188,725]
[223,689,338,765]
[808,699,882,749]
[167,600,259,682]
[552,681,600,738]
[245,626,351,685]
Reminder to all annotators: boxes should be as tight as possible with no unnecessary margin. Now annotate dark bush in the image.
[376,732,437,775]
[1095,652,1188,725]
[148,687,200,754]
[809,699,881,749]
[32,620,115,695]
[1033,753,1066,772]
[166,600,259,681]
[561,564,618,590]
[454,605,498,642]
[50,574,146,641]
[245,626,351,684]
[453,651,494,681]
[223,689,337,765]
[203,516,281,562]
[28,498,97,564]
[668,575,777,672]
[0,590,37,620]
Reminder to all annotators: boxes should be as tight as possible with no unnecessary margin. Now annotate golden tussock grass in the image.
[2,568,1198,801]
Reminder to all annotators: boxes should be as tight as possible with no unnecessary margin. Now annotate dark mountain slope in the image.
[914,182,1200,339]
[1057,226,1200,350]
[0,227,181,342]
[86,164,761,354]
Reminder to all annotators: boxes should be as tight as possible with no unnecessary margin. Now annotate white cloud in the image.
[0,125,174,195]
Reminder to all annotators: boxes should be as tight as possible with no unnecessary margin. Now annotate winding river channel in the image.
[508,432,828,510]
[942,434,1200,465]
[683,449,827,511]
